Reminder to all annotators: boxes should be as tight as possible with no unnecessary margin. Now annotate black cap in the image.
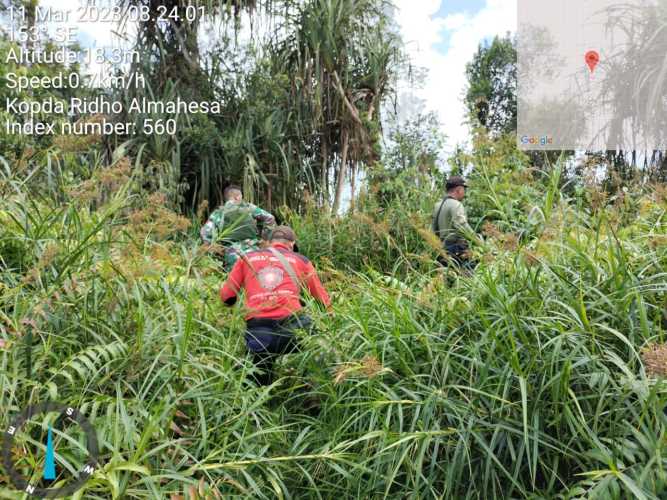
[446,176,468,190]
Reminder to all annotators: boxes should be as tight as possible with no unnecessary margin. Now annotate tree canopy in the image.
[464,33,517,137]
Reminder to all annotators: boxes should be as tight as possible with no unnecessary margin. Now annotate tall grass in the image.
[1,152,666,498]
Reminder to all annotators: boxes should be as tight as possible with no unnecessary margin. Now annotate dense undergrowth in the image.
[1,145,666,499]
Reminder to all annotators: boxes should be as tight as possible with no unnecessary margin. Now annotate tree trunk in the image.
[332,71,363,126]
[332,130,349,215]
[349,162,356,213]
[267,163,273,210]
[321,138,328,208]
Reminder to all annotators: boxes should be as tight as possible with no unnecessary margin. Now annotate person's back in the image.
[432,197,468,245]
[214,201,263,243]
[220,241,330,320]
[201,185,276,268]
[220,226,330,385]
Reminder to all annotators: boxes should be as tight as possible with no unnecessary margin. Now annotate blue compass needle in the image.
[43,425,56,480]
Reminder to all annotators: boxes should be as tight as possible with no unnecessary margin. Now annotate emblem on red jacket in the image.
[257,266,284,290]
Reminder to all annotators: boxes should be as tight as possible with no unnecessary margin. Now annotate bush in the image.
[1,146,666,498]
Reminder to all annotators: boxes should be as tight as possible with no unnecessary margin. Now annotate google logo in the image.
[520,135,554,146]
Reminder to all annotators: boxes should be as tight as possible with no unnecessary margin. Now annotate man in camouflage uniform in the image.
[432,176,480,270]
[201,185,276,268]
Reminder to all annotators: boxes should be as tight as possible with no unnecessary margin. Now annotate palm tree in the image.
[109,0,398,211]
[599,0,667,178]
[279,0,399,212]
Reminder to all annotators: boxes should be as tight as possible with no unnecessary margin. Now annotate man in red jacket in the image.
[220,226,331,385]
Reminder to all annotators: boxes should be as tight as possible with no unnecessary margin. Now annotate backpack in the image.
[220,204,258,242]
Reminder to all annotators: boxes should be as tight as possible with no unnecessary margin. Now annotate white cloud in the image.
[393,0,517,152]
[37,0,135,78]
[39,0,119,46]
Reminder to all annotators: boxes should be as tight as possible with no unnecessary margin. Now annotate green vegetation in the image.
[464,33,517,136]
[1,138,666,498]
[1,0,667,498]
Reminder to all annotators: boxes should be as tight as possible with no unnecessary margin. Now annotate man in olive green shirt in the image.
[432,176,478,269]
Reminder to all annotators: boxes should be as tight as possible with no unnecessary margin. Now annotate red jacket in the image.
[220,243,331,320]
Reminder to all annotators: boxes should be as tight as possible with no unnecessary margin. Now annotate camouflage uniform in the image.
[201,201,276,268]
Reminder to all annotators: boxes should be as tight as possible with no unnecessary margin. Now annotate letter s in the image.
[6,73,17,89]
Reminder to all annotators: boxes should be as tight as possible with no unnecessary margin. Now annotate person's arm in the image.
[220,259,245,306]
[250,205,277,240]
[452,204,481,244]
[302,262,331,308]
[201,210,222,244]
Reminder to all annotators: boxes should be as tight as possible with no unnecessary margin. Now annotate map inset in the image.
[518,0,667,151]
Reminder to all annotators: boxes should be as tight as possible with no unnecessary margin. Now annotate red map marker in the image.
[585,50,600,73]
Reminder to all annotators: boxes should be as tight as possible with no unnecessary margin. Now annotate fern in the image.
[49,341,128,388]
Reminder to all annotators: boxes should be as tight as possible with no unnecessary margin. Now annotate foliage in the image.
[277,0,401,212]
[112,0,400,213]
[464,34,517,136]
[1,2,667,498]
[367,111,444,207]
[0,36,90,160]
[599,0,667,165]
[382,112,445,174]
[2,142,666,498]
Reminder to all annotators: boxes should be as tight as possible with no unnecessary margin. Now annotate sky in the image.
[393,0,517,151]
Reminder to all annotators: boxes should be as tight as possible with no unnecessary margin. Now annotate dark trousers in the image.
[250,352,283,386]
[245,315,312,386]
[438,242,477,271]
